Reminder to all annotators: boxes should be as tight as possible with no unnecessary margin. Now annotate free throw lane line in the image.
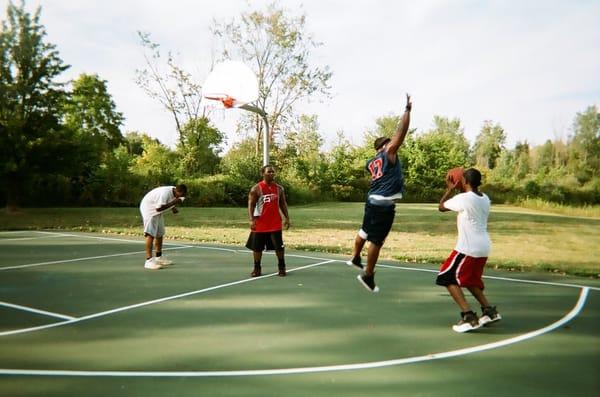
[0,260,335,337]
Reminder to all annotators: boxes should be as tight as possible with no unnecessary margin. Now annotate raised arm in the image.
[386,94,412,161]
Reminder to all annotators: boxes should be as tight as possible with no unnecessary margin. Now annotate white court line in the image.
[377,264,600,292]
[0,260,335,337]
[0,245,193,271]
[0,287,589,377]
[0,301,75,321]
[0,233,73,242]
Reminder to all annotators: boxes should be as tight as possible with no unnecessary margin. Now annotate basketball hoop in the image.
[203,94,240,109]
[202,60,270,166]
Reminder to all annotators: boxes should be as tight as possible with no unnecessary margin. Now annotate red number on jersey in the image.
[368,158,383,180]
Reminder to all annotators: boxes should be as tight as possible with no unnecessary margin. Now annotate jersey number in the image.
[368,158,383,180]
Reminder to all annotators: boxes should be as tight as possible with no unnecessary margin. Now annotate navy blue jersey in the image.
[365,150,404,203]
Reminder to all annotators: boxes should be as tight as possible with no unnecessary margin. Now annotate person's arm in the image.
[156,197,183,213]
[279,186,290,230]
[439,179,462,212]
[386,94,412,163]
[248,185,259,230]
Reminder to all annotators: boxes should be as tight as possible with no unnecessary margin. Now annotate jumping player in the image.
[139,184,187,270]
[246,165,290,277]
[437,168,501,332]
[347,94,412,292]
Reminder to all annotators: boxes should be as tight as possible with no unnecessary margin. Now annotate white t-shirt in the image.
[443,191,491,257]
[140,186,176,219]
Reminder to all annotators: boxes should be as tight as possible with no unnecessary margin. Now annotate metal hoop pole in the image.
[239,104,269,166]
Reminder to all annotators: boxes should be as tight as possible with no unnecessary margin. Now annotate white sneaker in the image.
[144,258,162,270]
[156,256,173,266]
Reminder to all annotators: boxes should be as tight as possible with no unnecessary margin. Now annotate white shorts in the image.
[143,214,165,237]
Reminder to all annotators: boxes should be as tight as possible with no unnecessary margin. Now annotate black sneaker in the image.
[452,311,481,333]
[278,266,286,277]
[480,306,501,326]
[346,256,364,270]
[357,272,379,293]
[251,266,261,277]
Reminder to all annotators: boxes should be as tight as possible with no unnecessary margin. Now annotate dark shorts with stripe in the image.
[246,230,284,252]
[436,250,487,289]
[360,202,396,246]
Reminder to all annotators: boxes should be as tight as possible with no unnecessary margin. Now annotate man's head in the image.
[374,137,391,152]
[261,164,275,183]
[463,168,482,189]
[174,184,187,198]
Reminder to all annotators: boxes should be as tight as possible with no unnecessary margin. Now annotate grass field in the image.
[1,231,599,397]
[1,203,598,277]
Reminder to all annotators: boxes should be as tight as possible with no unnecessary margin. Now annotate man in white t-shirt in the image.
[437,168,501,333]
[139,184,187,269]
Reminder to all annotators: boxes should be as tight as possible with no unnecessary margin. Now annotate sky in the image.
[2,0,599,150]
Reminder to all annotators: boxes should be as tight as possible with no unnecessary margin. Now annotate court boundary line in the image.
[0,287,589,377]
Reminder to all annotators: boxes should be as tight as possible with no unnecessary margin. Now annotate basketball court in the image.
[1,230,598,396]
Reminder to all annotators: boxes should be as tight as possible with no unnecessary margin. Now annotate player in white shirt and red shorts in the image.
[437,168,501,333]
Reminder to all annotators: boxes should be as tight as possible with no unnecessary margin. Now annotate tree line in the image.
[1,2,598,209]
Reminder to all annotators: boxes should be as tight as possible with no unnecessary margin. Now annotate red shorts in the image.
[436,250,487,289]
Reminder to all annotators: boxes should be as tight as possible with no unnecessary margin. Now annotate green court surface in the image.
[0,231,598,397]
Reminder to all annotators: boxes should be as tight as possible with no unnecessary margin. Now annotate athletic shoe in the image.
[278,267,287,277]
[251,266,262,277]
[479,306,502,326]
[346,256,364,270]
[452,311,481,333]
[156,256,173,266]
[144,258,162,270]
[357,272,379,293]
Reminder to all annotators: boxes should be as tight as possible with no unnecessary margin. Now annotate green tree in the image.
[221,138,262,182]
[513,141,531,179]
[212,2,332,153]
[473,120,506,169]
[403,116,470,199]
[568,105,600,183]
[63,73,124,150]
[0,1,70,209]
[130,135,179,186]
[533,139,555,175]
[177,117,224,177]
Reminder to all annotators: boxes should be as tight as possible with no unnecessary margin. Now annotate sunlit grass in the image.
[1,202,598,277]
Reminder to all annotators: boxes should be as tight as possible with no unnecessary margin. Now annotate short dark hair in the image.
[374,137,391,151]
[464,168,482,188]
[261,164,274,174]
[175,184,188,195]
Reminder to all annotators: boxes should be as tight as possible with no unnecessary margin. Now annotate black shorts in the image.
[246,230,284,252]
[360,202,395,246]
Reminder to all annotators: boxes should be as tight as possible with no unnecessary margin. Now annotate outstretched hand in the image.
[405,93,412,112]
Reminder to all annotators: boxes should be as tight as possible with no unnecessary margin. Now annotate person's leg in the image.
[365,242,382,276]
[351,234,366,260]
[155,236,163,257]
[447,284,471,313]
[275,248,286,276]
[145,235,154,260]
[252,250,262,277]
[466,286,489,308]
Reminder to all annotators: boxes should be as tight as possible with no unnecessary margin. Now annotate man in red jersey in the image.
[246,165,291,277]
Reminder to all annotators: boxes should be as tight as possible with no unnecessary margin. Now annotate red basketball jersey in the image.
[253,181,282,232]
